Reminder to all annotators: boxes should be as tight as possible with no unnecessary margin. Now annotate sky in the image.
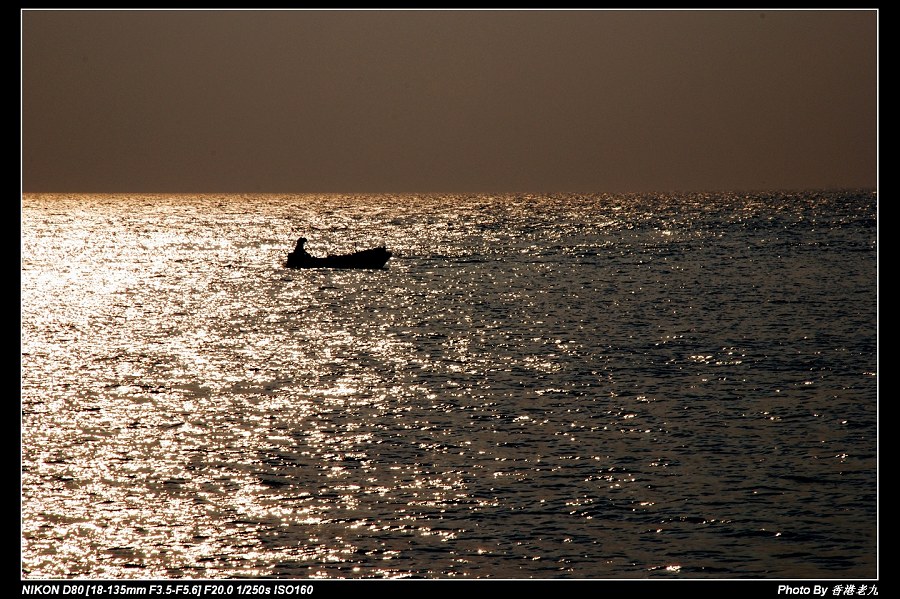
[21,9,877,194]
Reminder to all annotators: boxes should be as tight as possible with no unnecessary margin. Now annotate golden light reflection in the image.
[22,192,877,578]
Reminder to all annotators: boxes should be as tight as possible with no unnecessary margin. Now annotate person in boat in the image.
[293,237,311,260]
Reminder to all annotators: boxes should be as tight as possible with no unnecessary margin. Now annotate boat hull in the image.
[285,246,392,269]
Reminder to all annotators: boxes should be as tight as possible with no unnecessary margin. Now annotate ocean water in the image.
[20,191,877,579]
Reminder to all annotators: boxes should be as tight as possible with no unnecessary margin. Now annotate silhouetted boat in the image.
[285,245,392,269]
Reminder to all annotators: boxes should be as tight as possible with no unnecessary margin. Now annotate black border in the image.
[16,579,884,597]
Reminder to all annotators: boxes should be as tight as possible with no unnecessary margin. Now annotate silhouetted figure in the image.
[293,237,311,260]
[285,237,312,268]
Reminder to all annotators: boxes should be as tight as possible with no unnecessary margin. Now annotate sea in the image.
[20,191,877,580]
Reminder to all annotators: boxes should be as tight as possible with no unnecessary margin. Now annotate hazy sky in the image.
[21,9,877,193]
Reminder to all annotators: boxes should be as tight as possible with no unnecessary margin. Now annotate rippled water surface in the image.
[21,192,877,579]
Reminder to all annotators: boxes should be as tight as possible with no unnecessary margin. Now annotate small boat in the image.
[285,238,392,269]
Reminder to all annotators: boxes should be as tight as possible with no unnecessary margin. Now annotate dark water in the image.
[21,191,877,579]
